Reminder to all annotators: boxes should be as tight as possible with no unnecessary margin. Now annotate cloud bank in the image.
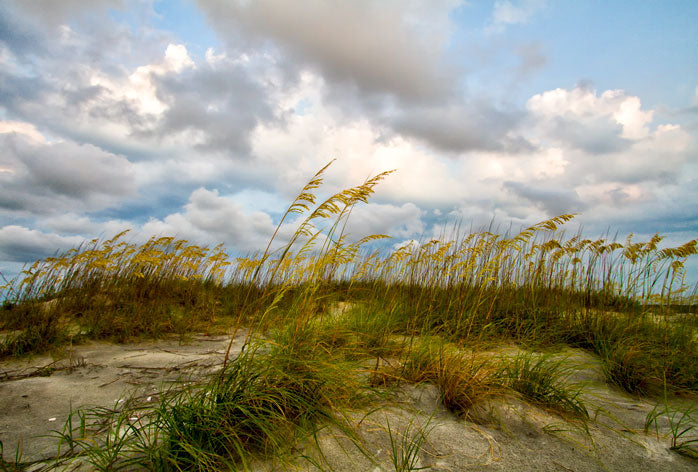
[0,0,696,285]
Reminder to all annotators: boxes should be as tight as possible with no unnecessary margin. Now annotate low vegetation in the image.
[1,160,697,469]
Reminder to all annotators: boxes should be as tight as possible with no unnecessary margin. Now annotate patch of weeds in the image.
[386,415,434,472]
[644,383,698,459]
[0,318,67,358]
[156,336,365,471]
[343,306,399,358]
[399,340,499,419]
[50,339,361,471]
[0,440,25,472]
[53,402,160,471]
[436,355,498,418]
[157,350,319,469]
[496,352,588,418]
[596,339,659,395]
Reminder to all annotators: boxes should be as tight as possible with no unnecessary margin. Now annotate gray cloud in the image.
[2,0,145,69]
[391,102,532,153]
[195,0,460,104]
[0,72,46,113]
[515,41,547,77]
[0,3,45,57]
[0,225,83,262]
[5,0,125,27]
[503,181,587,216]
[0,0,273,161]
[547,115,629,154]
[0,134,137,214]
[194,0,534,154]
[150,61,274,155]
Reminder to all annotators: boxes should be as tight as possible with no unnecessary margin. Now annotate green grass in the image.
[386,415,434,472]
[50,335,369,471]
[644,380,698,459]
[1,160,697,469]
[495,352,588,417]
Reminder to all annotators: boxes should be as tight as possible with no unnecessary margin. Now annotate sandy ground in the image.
[0,332,247,466]
[281,348,698,472]
[1,334,696,471]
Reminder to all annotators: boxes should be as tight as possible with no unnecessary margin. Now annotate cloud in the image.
[525,86,667,158]
[1,19,280,160]
[4,0,125,28]
[0,225,84,262]
[195,0,462,103]
[0,6,179,157]
[0,121,45,143]
[194,0,533,155]
[515,41,547,77]
[1,1,148,71]
[0,3,46,57]
[545,115,627,154]
[490,0,546,30]
[0,130,137,214]
[528,86,654,141]
[344,202,425,239]
[503,181,587,216]
[148,51,274,154]
[390,101,531,153]
[41,213,131,237]
[141,188,280,251]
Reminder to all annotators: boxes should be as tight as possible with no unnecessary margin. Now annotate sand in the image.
[0,332,246,466]
[1,333,696,471]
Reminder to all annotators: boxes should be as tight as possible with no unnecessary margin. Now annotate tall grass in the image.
[1,160,697,468]
[1,161,696,382]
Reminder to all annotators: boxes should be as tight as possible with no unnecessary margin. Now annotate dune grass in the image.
[1,160,697,469]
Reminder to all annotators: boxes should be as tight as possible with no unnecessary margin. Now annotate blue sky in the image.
[1,0,697,286]
[448,1,698,111]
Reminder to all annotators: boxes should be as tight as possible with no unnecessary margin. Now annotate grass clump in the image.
[645,381,698,459]
[54,335,367,471]
[398,339,500,418]
[496,352,588,418]
[157,345,332,469]
[386,415,434,472]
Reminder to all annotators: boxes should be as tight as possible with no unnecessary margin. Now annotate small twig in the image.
[98,378,120,388]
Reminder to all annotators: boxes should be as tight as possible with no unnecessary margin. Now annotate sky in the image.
[1,0,697,286]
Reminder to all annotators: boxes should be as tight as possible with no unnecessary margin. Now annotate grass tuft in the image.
[496,352,588,417]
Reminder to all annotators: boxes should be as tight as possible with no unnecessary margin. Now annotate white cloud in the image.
[141,188,280,251]
[0,225,84,262]
[42,213,131,237]
[490,0,546,31]
[0,120,46,143]
[248,104,473,207]
[90,43,194,116]
[613,96,653,140]
[527,86,656,152]
[345,202,425,240]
